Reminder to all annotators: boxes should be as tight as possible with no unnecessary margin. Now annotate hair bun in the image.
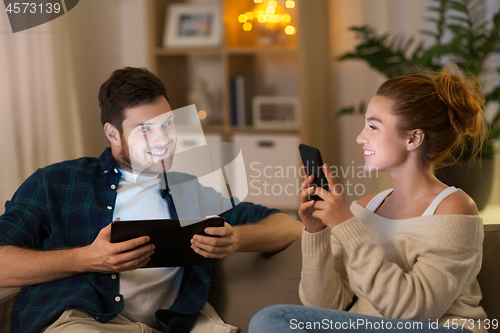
[434,65,485,137]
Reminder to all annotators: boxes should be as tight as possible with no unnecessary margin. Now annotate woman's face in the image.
[356,95,410,173]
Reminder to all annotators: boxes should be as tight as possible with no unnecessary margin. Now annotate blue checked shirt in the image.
[0,148,279,333]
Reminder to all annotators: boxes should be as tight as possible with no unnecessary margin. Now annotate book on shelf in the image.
[230,75,253,126]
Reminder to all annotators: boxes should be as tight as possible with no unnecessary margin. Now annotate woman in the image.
[249,66,490,333]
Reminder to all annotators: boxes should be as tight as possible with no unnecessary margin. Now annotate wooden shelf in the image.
[146,0,332,151]
[154,47,223,56]
[230,126,300,134]
[201,125,225,133]
[225,45,297,55]
[146,0,333,210]
[154,45,297,57]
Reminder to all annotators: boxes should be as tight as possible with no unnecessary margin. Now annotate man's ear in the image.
[104,123,122,147]
[407,129,424,151]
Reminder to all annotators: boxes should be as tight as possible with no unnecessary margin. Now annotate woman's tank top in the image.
[365,187,463,216]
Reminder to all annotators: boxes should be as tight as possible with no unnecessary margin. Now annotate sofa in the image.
[1,224,499,333]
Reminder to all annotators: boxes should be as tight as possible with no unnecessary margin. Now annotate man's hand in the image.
[190,222,239,259]
[83,218,155,273]
[0,218,155,287]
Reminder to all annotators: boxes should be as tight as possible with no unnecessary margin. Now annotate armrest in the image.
[0,287,20,333]
[478,224,500,321]
[208,238,302,333]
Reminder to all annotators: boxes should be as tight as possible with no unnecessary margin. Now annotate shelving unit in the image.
[146,0,333,210]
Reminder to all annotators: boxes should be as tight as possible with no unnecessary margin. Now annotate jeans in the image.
[249,305,471,333]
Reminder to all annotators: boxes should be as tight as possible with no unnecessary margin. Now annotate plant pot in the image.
[434,158,495,211]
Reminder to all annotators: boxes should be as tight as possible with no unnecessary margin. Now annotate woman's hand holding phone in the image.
[299,166,328,233]
[298,145,354,230]
[306,164,355,229]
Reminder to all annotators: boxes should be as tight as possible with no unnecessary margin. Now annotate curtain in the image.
[0,10,84,209]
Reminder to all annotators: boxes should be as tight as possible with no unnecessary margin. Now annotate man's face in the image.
[116,96,177,175]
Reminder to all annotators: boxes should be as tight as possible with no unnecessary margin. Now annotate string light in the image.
[238,14,247,23]
[198,111,207,120]
[238,0,296,36]
[285,25,295,35]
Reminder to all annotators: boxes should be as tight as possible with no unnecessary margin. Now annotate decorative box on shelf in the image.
[232,133,300,210]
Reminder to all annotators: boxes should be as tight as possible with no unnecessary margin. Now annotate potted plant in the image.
[338,0,500,210]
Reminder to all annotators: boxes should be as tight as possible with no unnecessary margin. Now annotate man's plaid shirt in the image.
[0,148,279,333]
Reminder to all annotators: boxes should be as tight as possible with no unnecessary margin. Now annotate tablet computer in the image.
[110,217,225,268]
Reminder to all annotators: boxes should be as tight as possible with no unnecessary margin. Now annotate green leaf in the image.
[469,0,486,18]
[485,86,500,102]
[358,101,367,115]
[411,41,426,60]
[419,43,458,64]
[337,106,355,117]
[349,25,369,33]
[338,53,358,61]
[448,15,469,24]
[448,0,467,13]
[404,37,415,51]
[474,21,489,33]
[379,33,390,44]
[389,34,400,49]
[494,12,500,26]
[447,24,469,35]
[427,6,444,13]
[425,17,441,24]
[420,30,439,37]
[472,34,487,45]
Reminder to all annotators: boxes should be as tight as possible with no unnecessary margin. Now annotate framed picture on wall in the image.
[252,96,300,129]
[163,4,222,48]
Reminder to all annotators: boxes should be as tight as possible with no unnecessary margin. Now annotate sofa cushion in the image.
[208,239,302,333]
[0,287,20,333]
[477,223,500,322]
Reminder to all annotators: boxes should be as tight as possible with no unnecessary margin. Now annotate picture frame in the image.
[163,4,223,48]
[252,96,300,129]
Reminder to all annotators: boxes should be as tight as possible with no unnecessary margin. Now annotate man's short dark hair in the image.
[99,67,169,134]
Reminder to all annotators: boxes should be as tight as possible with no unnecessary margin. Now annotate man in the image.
[0,67,303,333]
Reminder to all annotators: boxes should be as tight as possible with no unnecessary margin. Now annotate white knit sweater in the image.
[299,202,488,333]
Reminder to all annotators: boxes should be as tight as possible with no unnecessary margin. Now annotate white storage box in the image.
[232,133,300,211]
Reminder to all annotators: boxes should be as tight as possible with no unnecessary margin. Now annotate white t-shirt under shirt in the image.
[112,169,184,328]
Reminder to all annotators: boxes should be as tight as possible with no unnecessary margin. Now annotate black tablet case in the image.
[110,217,225,268]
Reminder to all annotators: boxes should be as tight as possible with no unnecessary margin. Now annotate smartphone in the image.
[298,144,330,201]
